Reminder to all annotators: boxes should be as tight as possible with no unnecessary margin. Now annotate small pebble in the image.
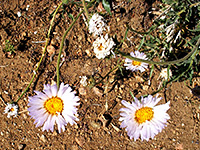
[142,85,149,91]
[0,132,3,136]
[40,134,47,142]
[79,87,87,95]
[93,87,103,97]
[46,45,56,55]
[18,144,24,150]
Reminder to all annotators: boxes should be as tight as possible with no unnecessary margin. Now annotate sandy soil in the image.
[0,0,199,149]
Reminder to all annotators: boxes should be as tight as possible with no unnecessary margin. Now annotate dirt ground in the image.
[0,0,200,149]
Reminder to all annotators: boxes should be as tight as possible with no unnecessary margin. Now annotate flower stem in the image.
[82,0,89,20]
[117,37,200,65]
[56,0,95,89]
[15,2,62,103]
[56,10,84,90]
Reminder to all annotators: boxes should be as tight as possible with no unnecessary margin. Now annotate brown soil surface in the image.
[0,0,199,149]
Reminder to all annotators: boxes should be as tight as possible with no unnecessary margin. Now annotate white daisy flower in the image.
[80,76,88,87]
[28,83,80,133]
[89,13,109,36]
[160,68,172,80]
[4,103,18,118]
[93,34,115,59]
[119,94,170,141]
[124,51,148,72]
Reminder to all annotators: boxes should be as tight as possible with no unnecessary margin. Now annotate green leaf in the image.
[102,0,112,15]
[150,65,154,78]
[62,0,69,5]
[68,13,74,20]
[129,90,135,100]
[138,36,145,50]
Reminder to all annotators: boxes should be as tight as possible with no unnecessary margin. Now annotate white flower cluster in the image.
[93,34,115,59]
[89,13,115,59]
[89,13,109,36]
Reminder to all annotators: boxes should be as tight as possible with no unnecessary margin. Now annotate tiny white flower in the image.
[80,76,88,87]
[89,13,109,36]
[4,103,18,118]
[124,51,148,72]
[160,68,172,80]
[119,94,170,141]
[28,83,80,133]
[93,34,115,59]
[17,11,21,17]
[26,5,30,11]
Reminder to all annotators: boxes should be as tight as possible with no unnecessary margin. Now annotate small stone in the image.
[21,32,27,38]
[18,144,24,150]
[22,114,27,119]
[52,130,58,136]
[78,36,83,42]
[46,45,56,55]
[135,76,144,82]
[90,120,101,129]
[51,39,58,46]
[0,132,3,136]
[75,137,84,147]
[93,87,103,97]
[85,49,91,57]
[109,76,115,83]
[142,85,149,91]
[79,87,87,95]
[71,145,79,150]
[40,134,47,142]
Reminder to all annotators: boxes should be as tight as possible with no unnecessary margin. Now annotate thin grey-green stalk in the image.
[15,2,62,103]
[56,0,95,89]
[56,10,84,89]
[82,0,89,20]
[117,37,200,65]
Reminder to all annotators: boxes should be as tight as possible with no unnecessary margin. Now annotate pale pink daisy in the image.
[119,94,170,141]
[28,83,79,133]
[124,51,148,72]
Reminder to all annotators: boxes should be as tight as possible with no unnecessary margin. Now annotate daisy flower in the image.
[4,103,18,118]
[28,83,80,133]
[89,13,109,36]
[124,51,148,72]
[119,94,170,141]
[93,34,115,59]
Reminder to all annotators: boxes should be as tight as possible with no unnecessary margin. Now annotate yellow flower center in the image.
[44,96,63,115]
[10,108,14,112]
[135,107,154,124]
[132,61,141,66]
[98,43,104,51]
